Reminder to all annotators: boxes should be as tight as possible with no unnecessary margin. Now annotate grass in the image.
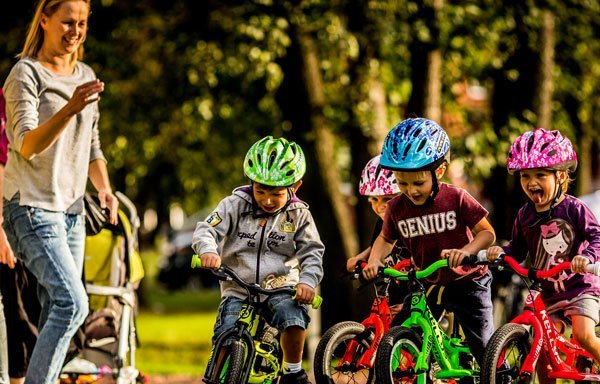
[136,311,215,374]
[134,248,221,375]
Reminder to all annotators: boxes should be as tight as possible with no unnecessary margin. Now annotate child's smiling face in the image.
[519,169,563,211]
[252,183,290,214]
[393,171,434,206]
[368,195,397,219]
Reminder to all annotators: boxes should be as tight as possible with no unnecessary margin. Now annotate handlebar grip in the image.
[312,295,323,309]
[585,263,600,276]
[292,292,323,309]
[476,250,488,263]
[191,254,202,269]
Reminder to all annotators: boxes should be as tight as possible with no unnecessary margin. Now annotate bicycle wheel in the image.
[314,321,375,384]
[481,323,532,384]
[375,326,428,384]
[225,340,248,384]
[206,340,248,384]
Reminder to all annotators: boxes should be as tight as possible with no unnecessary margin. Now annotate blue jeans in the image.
[0,291,8,384]
[3,196,88,384]
[213,295,310,343]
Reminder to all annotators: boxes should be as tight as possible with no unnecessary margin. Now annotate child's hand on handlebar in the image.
[294,283,315,304]
[346,255,365,273]
[362,259,383,281]
[441,248,469,268]
[201,252,222,269]
[571,255,591,274]
[486,246,504,261]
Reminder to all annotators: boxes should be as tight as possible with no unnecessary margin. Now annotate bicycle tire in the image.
[313,321,375,384]
[375,326,429,384]
[225,340,248,384]
[481,323,532,384]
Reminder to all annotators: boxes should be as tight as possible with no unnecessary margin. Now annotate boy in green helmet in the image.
[193,136,325,384]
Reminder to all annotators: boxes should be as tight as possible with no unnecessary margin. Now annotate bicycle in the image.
[190,254,323,384]
[479,253,600,384]
[375,258,482,384]
[313,259,411,384]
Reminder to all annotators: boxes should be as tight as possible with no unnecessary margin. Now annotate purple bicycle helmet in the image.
[507,128,577,174]
[359,155,400,196]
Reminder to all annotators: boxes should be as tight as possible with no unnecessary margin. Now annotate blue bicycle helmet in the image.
[380,118,450,171]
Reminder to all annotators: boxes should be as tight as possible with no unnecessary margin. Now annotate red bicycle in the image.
[480,253,600,383]
[313,259,410,384]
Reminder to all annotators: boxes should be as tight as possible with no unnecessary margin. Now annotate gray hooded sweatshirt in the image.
[192,186,325,299]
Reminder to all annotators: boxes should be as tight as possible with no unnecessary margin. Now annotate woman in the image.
[2,1,117,383]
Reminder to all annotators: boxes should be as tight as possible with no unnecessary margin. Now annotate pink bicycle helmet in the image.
[359,155,400,196]
[506,128,577,174]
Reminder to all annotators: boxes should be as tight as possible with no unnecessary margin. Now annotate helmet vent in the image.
[417,139,426,152]
[402,143,412,159]
[527,135,535,153]
[285,170,294,176]
[268,152,277,169]
[248,159,254,168]
[413,128,423,138]
[547,149,556,157]
[540,142,549,152]
[280,160,291,170]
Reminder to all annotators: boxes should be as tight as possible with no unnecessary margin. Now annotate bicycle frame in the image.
[498,256,600,381]
[385,259,478,380]
[192,255,322,384]
[205,301,280,384]
[337,259,410,370]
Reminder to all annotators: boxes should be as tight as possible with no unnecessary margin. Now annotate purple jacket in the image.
[503,195,600,304]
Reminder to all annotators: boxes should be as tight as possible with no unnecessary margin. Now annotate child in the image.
[192,136,325,384]
[346,155,408,315]
[363,117,496,364]
[486,128,600,379]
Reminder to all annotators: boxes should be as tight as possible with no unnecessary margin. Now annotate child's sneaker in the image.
[279,369,311,384]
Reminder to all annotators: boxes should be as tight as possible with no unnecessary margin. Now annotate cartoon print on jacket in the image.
[532,219,575,292]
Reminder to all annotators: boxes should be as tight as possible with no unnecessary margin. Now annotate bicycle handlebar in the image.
[191,254,323,309]
[380,254,482,280]
[474,250,600,278]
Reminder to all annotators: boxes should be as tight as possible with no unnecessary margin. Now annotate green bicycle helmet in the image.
[244,136,306,187]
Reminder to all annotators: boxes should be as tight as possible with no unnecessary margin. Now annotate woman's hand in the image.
[66,79,104,116]
[0,227,16,269]
[97,189,118,225]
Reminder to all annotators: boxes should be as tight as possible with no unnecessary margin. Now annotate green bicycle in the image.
[191,254,322,384]
[375,258,480,384]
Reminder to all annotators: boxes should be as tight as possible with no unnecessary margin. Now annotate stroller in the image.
[61,191,145,384]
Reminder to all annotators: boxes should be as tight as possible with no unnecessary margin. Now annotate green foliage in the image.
[1,0,598,230]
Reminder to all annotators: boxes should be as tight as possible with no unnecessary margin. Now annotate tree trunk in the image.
[296,30,359,259]
[536,10,555,130]
[424,0,443,121]
[406,0,443,120]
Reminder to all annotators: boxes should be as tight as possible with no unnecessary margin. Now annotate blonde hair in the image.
[556,170,572,194]
[20,0,91,64]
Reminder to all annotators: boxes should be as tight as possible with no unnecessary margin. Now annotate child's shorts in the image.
[546,294,600,325]
[212,294,310,341]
